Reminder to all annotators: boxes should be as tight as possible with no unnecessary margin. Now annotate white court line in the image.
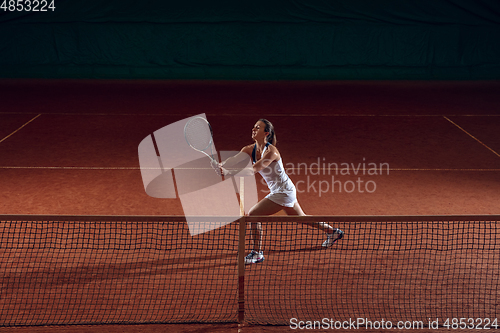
[0,114,41,144]
[0,166,498,171]
[1,112,500,117]
[444,116,500,158]
[0,166,141,170]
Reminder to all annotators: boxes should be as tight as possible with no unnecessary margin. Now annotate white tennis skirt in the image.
[265,189,297,208]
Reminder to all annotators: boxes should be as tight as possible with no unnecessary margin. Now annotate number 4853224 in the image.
[1,0,55,12]
[443,318,498,330]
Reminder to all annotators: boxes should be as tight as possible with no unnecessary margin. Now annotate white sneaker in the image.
[322,229,344,248]
[244,250,264,264]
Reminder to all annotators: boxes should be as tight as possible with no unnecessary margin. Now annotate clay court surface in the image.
[0,80,499,332]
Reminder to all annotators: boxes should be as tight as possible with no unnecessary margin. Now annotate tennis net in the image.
[0,215,499,327]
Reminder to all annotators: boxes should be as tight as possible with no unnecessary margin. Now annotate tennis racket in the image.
[184,116,217,164]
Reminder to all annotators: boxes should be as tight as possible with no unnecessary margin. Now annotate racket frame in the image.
[184,116,217,164]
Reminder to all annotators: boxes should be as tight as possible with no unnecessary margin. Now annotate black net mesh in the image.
[0,215,498,328]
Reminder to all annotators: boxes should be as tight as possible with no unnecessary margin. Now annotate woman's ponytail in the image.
[259,118,277,146]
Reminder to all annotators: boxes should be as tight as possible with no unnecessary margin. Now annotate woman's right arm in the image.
[214,145,254,176]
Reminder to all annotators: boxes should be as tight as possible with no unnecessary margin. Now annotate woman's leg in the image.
[283,201,336,234]
[284,201,343,247]
[247,198,284,252]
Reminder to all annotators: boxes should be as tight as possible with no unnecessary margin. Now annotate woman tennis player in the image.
[215,119,344,264]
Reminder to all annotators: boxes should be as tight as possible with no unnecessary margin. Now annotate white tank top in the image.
[252,143,295,194]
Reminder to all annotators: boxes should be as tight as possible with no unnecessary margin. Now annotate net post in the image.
[238,177,246,324]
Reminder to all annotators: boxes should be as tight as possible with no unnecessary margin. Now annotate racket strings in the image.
[185,118,213,152]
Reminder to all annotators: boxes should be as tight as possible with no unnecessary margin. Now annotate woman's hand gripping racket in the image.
[184,116,223,174]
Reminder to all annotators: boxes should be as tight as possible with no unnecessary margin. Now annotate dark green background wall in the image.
[1,0,499,79]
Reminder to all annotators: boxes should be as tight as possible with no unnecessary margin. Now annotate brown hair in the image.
[259,118,277,146]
